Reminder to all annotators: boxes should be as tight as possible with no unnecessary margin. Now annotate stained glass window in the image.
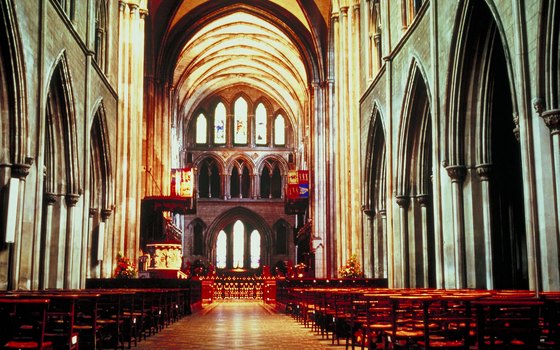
[255,103,267,145]
[214,102,226,144]
[250,230,261,268]
[234,97,248,144]
[274,114,285,145]
[233,220,244,268]
[196,113,207,144]
[216,230,227,269]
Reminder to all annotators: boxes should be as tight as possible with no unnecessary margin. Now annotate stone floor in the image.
[134,301,347,349]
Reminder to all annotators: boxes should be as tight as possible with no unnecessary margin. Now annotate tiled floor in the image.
[135,301,346,349]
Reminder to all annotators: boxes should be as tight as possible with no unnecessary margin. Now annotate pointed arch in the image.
[537,0,560,109]
[396,59,432,197]
[446,0,528,290]
[188,218,207,256]
[0,0,28,165]
[194,154,225,199]
[272,219,291,255]
[394,59,435,288]
[90,100,113,211]
[45,52,80,195]
[206,206,273,268]
[363,102,387,279]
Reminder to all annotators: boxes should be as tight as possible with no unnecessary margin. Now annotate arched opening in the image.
[364,107,387,279]
[395,63,434,288]
[449,0,528,289]
[88,103,113,279]
[40,56,80,289]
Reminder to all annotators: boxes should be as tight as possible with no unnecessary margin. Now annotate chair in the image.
[73,292,102,350]
[0,298,53,350]
[473,299,543,349]
[416,297,472,350]
[383,295,431,349]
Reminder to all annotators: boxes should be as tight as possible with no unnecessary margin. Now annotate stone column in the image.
[332,12,343,272]
[540,109,560,234]
[362,207,374,278]
[101,208,113,278]
[416,194,430,287]
[87,208,98,279]
[476,164,494,289]
[221,173,228,199]
[445,165,466,288]
[64,193,80,289]
[9,164,30,290]
[395,195,410,288]
[42,193,58,289]
[339,6,349,263]
[379,209,387,279]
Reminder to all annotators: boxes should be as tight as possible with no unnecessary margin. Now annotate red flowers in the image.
[114,253,137,278]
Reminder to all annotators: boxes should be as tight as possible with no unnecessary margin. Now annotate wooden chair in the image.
[383,295,432,349]
[540,292,560,349]
[73,292,102,350]
[473,299,543,349]
[416,297,472,350]
[97,291,125,350]
[0,298,53,350]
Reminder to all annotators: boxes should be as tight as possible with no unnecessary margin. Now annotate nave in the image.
[136,302,341,350]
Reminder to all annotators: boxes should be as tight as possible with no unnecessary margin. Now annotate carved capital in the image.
[118,1,126,11]
[395,195,410,209]
[139,9,149,19]
[340,6,349,16]
[445,165,466,183]
[416,194,429,207]
[532,98,545,115]
[65,193,80,207]
[476,164,492,181]
[128,3,139,13]
[89,208,99,218]
[541,109,560,135]
[44,192,58,205]
[101,208,113,221]
[362,205,375,217]
[11,163,30,179]
[373,33,381,45]
[378,209,386,217]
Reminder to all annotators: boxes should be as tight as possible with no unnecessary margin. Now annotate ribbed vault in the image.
[174,11,308,130]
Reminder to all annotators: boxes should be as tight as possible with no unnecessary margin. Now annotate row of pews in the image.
[284,287,560,349]
[0,287,191,349]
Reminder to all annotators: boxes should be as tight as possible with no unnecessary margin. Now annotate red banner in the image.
[171,168,194,198]
[286,170,309,199]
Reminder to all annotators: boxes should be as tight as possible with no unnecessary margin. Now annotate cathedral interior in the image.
[1,0,559,295]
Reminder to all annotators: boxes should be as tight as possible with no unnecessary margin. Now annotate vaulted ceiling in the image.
[145,0,330,133]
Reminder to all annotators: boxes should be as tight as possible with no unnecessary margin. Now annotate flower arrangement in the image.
[339,254,362,278]
[114,253,137,279]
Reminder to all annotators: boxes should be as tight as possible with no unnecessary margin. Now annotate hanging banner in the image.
[171,168,194,198]
[285,170,309,199]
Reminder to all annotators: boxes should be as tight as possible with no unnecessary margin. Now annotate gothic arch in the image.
[0,0,27,165]
[446,0,519,166]
[256,154,288,176]
[537,0,559,109]
[90,100,113,211]
[226,154,255,175]
[194,154,225,199]
[396,59,432,197]
[188,218,207,256]
[45,52,80,196]
[363,102,387,279]
[205,206,273,267]
[446,0,528,289]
